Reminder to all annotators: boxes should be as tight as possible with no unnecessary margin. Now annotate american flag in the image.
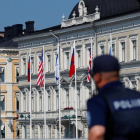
[37,50,44,87]
[87,49,91,82]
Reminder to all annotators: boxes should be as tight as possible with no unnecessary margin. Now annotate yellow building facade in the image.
[0,50,19,139]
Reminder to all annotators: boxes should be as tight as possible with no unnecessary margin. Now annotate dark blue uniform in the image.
[87,80,140,140]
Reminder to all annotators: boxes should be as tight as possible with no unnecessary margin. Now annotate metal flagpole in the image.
[90,38,94,94]
[58,42,61,139]
[43,45,47,138]
[29,48,32,139]
[74,40,78,138]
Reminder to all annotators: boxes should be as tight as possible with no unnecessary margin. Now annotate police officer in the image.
[87,55,140,140]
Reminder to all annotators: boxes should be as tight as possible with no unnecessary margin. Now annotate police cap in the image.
[90,55,120,76]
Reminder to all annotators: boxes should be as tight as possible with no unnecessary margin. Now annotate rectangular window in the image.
[31,93,34,112]
[40,126,43,138]
[48,125,51,138]
[23,58,26,75]
[31,57,34,74]
[77,50,81,67]
[32,125,35,139]
[16,67,19,82]
[100,46,105,55]
[56,90,59,110]
[132,40,137,60]
[65,52,69,69]
[112,44,115,56]
[77,88,80,109]
[16,98,19,112]
[23,93,26,112]
[1,68,5,82]
[121,42,125,62]
[48,92,51,111]
[1,96,5,111]
[66,89,69,107]
[39,92,42,111]
[47,55,51,72]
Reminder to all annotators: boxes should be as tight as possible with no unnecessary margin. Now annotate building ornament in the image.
[61,6,100,28]
[135,75,140,85]
[98,41,106,47]
[130,36,138,41]
[119,37,126,43]
[123,77,132,88]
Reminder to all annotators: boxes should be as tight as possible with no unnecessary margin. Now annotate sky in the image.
[0,0,79,31]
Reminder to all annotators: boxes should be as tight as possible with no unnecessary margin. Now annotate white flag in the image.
[55,45,59,84]
[109,33,113,55]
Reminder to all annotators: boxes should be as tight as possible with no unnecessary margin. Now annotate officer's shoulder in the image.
[87,94,106,106]
[125,87,140,94]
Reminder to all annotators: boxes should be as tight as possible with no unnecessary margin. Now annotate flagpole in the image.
[58,42,61,139]
[30,48,32,139]
[43,45,47,138]
[74,40,78,138]
[90,38,93,94]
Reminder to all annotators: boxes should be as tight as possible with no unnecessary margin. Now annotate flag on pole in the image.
[28,55,30,82]
[109,33,112,55]
[69,43,75,77]
[37,50,44,87]
[55,47,59,84]
[87,49,91,82]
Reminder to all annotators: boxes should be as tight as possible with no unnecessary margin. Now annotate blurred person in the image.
[87,55,140,140]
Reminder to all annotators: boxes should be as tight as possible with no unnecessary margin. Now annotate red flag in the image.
[28,56,30,82]
[69,48,75,77]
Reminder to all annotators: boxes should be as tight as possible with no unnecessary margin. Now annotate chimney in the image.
[4,26,13,38]
[25,21,34,33]
[12,24,23,36]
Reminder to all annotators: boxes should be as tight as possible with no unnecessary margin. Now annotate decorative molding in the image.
[119,37,126,42]
[98,41,106,46]
[61,6,100,28]
[130,36,138,41]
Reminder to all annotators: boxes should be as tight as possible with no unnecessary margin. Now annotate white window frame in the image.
[98,42,106,55]
[130,36,138,61]
[119,38,126,62]
[108,40,116,56]
[45,51,52,72]
[56,90,59,110]
[31,92,34,112]
[39,91,43,111]
[31,55,35,74]
[21,55,27,75]
[23,92,26,112]
[48,91,51,111]
[76,46,82,68]
[66,89,69,107]
[48,125,52,139]
[15,66,19,83]
[1,95,5,111]
[77,88,80,109]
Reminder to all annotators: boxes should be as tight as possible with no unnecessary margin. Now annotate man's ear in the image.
[93,73,101,83]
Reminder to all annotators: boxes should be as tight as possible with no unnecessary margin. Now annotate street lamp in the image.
[63,115,76,138]
[20,114,30,139]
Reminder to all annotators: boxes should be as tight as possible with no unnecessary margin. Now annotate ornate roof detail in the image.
[61,6,100,28]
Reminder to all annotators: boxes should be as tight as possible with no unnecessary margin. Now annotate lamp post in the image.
[20,114,30,139]
[63,115,76,138]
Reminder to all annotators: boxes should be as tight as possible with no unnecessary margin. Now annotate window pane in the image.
[121,42,125,62]
[47,55,51,71]
[77,50,81,67]
[101,46,104,55]
[1,69,5,82]
[133,41,137,60]
[31,57,34,74]
[112,44,115,56]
